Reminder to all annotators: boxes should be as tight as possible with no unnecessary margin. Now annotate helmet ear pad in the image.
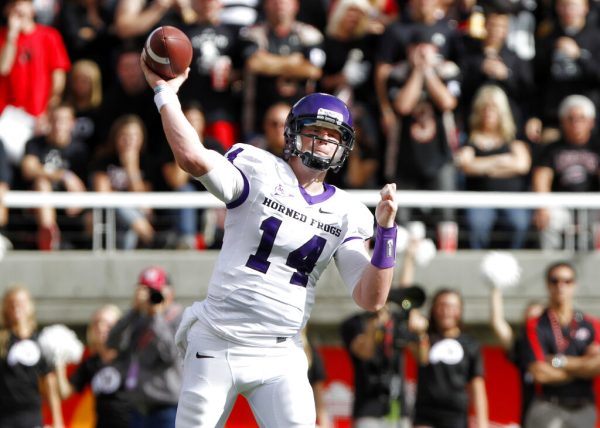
[283,93,355,172]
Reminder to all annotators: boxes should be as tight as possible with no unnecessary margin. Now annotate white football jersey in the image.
[194,144,374,346]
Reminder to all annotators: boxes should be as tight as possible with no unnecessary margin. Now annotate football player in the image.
[141,52,398,428]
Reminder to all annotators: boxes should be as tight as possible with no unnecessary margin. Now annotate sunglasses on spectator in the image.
[548,276,575,285]
[266,120,285,128]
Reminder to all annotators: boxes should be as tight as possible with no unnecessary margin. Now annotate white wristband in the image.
[153,85,180,112]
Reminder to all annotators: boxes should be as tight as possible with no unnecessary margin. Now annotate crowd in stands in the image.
[2,0,600,251]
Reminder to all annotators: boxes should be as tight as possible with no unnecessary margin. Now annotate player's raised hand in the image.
[375,183,397,228]
[140,51,189,93]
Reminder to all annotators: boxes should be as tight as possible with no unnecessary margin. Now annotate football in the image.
[143,26,193,80]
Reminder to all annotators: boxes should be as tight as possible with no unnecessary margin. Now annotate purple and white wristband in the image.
[371,225,398,269]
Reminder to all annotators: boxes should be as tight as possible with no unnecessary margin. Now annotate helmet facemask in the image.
[285,116,354,173]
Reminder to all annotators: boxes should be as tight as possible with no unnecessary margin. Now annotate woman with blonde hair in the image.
[0,286,64,428]
[455,84,532,249]
[65,59,104,151]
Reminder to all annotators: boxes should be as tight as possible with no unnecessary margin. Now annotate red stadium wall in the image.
[45,345,600,428]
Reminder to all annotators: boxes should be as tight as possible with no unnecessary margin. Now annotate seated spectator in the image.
[0,0,70,144]
[64,59,104,153]
[532,95,600,250]
[55,304,131,428]
[180,0,242,151]
[454,85,531,249]
[20,102,89,250]
[97,45,165,156]
[246,101,290,157]
[0,285,64,428]
[161,101,225,249]
[90,114,156,250]
[409,288,488,428]
[239,0,325,137]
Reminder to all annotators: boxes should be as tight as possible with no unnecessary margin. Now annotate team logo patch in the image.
[7,339,41,366]
[92,366,122,394]
[575,327,591,341]
[429,338,464,365]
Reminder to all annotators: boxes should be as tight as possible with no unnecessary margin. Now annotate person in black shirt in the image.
[20,102,89,250]
[55,304,131,428]
[180,0,243,151]
[0,286,64,428]
[409,288,488,428]
[532,94,600,250]
[239,0,325,138]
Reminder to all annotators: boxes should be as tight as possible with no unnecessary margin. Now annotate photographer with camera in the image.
[106,266,183,428]
[340,238,427,428]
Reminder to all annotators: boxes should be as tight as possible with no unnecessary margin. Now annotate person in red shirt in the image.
[0,0,71,132]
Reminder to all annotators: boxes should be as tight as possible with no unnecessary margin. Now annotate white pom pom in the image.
[38,324,84,365]
[395,226,409,254]
[414,238,437,266]
[480,251,522,289]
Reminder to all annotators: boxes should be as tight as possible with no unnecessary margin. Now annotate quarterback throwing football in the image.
[141,52,398,428]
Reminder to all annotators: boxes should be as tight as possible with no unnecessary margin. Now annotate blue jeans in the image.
[466,208,531,249]
[176,182,197,237]
[130,405,177,428]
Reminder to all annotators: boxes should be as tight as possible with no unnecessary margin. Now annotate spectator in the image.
[523,261,600,428]
[0,285,64,428]
[340,239,425,428]
[319,0,382,130]
[97,45,165,156]
[0,0,70,138]
[112,0,195,44]
[106,266,182,428]
[409,288,489,428]
[528,0,600,144]
[246,101,290,156]
[489,285,544,426]
[161,101,225,249]
[532,94,600,250]
[64,59,104,153]
[385,27,460,227]
[180,0,242,151]
[454,85,532,249]
[55,0,116,81]
[90,114,156,250]
[374,0,463,139]
[460,5,534,134]
[55,304,132,428]
[239,0,325,137]
[20,102,89,251]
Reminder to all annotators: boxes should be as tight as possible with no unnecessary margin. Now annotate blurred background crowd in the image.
[1,0,600,252]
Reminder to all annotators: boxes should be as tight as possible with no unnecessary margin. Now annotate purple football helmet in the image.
[283,93,355,172]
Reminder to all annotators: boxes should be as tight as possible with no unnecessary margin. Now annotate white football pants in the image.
[175,318,316,428]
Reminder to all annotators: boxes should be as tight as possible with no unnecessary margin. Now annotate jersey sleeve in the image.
[194,146,246,204]
[334,199,374,294]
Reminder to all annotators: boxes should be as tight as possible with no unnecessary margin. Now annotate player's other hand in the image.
[140,51,190,94]
[375,183,397,228]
